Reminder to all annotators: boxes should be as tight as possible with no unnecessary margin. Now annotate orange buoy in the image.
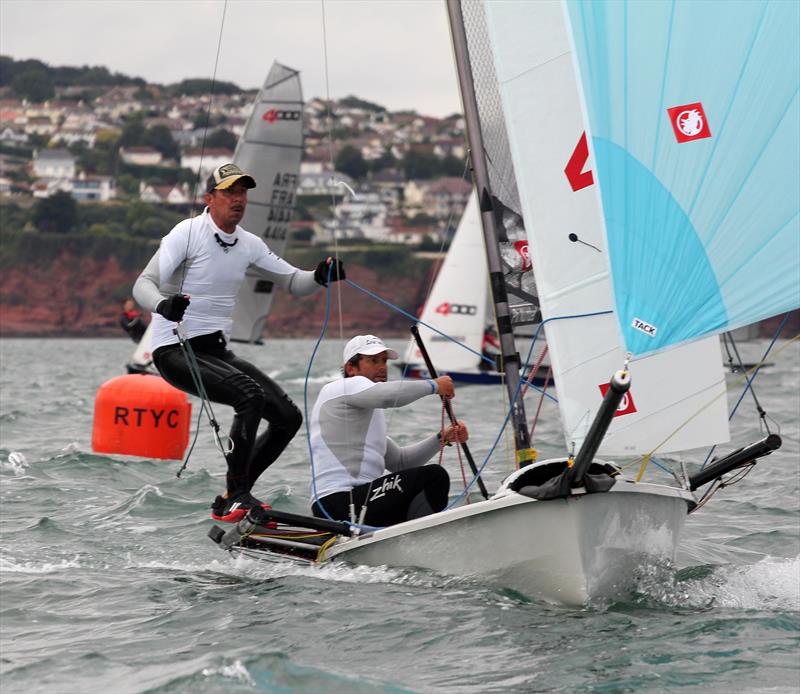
[92,374,192,460]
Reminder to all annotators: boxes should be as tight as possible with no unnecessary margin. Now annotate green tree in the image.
[292,226,314,242]
[369,148,397,173]
[32,191,77,233]
[119,120,146,148]
[339,95,386,112]
[402,150,440,179]
[416,234,440,252]
[192,112,227,130]
[0,202,29,231]
[335,145,368,180]
[116,174,139,196]
[11,68,54,102]
[169,79,240,96]
[441,154,467,178]
[144,125,179,160]
[205,128,237,150]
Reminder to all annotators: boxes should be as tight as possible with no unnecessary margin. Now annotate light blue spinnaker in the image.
[566,0,800,356]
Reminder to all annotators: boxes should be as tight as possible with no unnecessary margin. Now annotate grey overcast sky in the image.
[1,0,462,117]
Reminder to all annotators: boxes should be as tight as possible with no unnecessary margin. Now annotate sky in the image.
[1,0,463,117]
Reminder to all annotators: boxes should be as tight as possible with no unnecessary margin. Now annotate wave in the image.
[0,554,81,574]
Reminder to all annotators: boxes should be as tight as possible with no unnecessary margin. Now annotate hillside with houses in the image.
[1,56,473,247]
[0,56,473,336]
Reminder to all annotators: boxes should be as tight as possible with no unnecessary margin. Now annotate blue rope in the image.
[344,278,488,362]
[309,275,654,510]
[303,269,382,533]
[341,277,619,504]
[344,278,560,403]
[700,313,790,469]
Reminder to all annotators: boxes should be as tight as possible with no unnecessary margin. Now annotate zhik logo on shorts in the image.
[369,475,403,502]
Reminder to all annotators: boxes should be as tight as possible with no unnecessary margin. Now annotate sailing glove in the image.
[314,258,346,286]
[156,294,190,322]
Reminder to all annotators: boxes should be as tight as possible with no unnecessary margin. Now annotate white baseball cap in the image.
[343,335,399,363]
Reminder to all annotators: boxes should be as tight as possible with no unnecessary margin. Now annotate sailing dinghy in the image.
[210,0,798,605]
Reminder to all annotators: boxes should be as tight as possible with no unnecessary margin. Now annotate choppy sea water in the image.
[0,337,798,694]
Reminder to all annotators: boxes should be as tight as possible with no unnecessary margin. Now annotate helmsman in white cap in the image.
[308,334,469,527]
[133,163,345,523]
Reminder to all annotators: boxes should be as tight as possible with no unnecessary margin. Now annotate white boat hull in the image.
[323,470,692,606]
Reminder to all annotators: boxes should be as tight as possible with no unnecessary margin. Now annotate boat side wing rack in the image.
[688,434,782,491]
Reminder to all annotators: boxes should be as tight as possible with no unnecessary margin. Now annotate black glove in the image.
[156,294,190,322]
[314,258,346,287]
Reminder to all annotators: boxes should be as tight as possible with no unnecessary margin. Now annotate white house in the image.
[180,148,234,179]
[71,174,116,202]
[120,146,163,166]
[32,149,76,180]
[0,127,28,145]
[32,178,72,199]
[139,181,191,205]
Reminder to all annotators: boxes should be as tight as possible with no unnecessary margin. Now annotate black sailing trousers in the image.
[153,331,302,496]
[312,465,450,527]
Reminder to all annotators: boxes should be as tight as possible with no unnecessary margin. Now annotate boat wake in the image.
[627,555,800,612]
[680,556,800,611]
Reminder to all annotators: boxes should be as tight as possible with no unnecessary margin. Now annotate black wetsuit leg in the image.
[153,333,301,495]
[224,353,302,489]
[312,465,450,526]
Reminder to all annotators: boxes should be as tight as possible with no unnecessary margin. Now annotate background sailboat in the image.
[229,62,304,343]
[397,191,550,385]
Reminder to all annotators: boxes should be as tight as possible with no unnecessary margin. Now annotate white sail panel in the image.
[230,62,304,343]
[566,0,800,357]
[483,0,729,455]
[403,192,488,371]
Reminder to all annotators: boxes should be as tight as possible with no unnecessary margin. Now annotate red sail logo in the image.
[565,132,594,192]
[262,108,301,123]
[667,102,712,143]
[514,240,532,272]
[598,383,637,417]
[435,302,477,316]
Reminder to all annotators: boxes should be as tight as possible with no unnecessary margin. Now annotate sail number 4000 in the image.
[435,302,477,316]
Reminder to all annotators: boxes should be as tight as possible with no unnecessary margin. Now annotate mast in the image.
[445,0,533,460]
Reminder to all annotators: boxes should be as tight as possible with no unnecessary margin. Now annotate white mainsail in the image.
[482,0,730,456]
[230,62,304,343]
